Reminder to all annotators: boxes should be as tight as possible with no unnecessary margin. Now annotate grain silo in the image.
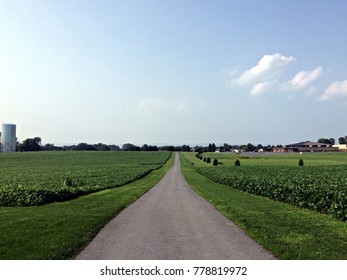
[1,124,16,152]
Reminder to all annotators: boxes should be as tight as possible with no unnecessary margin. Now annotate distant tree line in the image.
[15,138,191,152]
[16,138,123,152]
[15,135,347,153]
[317,136,347,145]
[194,143,274,153]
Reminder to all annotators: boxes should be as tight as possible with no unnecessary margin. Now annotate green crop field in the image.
[0,151,173,259]
[181,152,347,259]
[0,151,171,206]
[189,152,347,220]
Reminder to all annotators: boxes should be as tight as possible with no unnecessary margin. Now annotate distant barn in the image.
[273,141,339,153]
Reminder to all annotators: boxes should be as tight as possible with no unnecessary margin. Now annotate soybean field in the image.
[190,152,347,221]
[0,151,171,207]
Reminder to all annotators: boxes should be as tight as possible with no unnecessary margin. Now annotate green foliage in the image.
[206,157,211,163]
[180,153,347,260]
[213,159,218,166]
[0,151,171,207]
[235,159,241,166]
[208,143,216,152]
[338,136,347,144]
[299,159,304,166]
[0,154,174,259]
[189,152,347,167]
[17,137,42,152]
[196,165,347,221]
[317,138,335,145]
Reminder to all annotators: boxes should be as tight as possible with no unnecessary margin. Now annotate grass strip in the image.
[180,152,347,259]
[0,153,174,260]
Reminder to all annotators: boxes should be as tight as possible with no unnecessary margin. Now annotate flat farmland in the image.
[0,151,173,259]
[0,151,171,206]
[190,152,347,220]
[181,152,347,259]
[194,152,347,166]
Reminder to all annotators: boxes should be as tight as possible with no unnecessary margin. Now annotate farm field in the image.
[0,151,174,259]
[181,152,347,259]
[190,152,347,220]
[0,151,171,206]
[193,151,347,167]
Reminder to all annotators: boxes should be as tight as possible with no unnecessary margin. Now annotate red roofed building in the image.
[273,141,339,153]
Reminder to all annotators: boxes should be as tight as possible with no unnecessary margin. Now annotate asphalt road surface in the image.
[76,153,275,260]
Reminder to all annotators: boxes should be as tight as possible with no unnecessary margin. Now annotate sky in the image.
[1,0,347,146]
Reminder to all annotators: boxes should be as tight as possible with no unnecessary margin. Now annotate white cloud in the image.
[226,54,328,99]
[230,53,295,87]
[281,66,323,91]
[250,81,273,96]
[316,80,347,101]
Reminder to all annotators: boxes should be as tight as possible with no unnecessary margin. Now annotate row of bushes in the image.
[196,153,305,167]
[196,154,219,166]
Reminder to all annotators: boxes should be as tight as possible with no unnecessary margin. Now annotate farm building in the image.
[332,144,347,152]
[273,141,339,153]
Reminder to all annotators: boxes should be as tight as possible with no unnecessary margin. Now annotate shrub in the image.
[299,159,304,166]
[213,159,218,166]
[235,159,241,166]
[206,158,211,163]
[203,157,206,162]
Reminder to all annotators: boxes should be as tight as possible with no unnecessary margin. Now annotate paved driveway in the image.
[76,153,275,259]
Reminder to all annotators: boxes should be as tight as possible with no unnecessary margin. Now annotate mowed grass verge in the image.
[180,152,347,259]
[0,153,174,260]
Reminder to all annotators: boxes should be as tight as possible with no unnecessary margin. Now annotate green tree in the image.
[182,145,191,152]
[338,136,347,144]
[317,138,335,145]
[223,143,231,152]
[141,144,149,151]
[208,143,216,152]
[94,143,110,151]
[245,143,255,152]
[108,145,120,151]
[19,137,42,152]
[75,143,96,151]
[42,143,63,151]
[122,143,140,151]
[257,144,264,150]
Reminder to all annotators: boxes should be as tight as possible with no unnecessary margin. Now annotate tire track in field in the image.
[76,153,275,259]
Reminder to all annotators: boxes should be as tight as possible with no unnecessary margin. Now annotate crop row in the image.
[196,165,347,221]
[0,151,171,206]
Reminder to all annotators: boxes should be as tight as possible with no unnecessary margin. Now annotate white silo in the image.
[1,124,16,152]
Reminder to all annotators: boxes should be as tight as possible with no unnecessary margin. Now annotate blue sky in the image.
[1,0,347,146]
